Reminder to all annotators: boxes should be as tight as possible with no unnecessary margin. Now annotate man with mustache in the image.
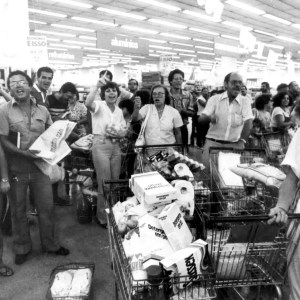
[198,72,253,169]
[0,70,69,265]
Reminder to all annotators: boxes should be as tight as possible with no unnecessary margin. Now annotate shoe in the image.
[54,196,71,206]
[47,246,70,256]
[0,265,14,277]
[94,217,108,229]
[28,208,38,216]
[15,253,28,265]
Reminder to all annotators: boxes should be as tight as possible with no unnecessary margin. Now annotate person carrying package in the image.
[0,70,69,265]
[198,72,253,170]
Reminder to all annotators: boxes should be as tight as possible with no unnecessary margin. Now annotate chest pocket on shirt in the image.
[231,113,243,128]
[31,117,46,133]
[9,115,24,133]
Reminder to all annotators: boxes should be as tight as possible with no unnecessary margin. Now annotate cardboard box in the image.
[130,172,177,207]
[158,202,193,251]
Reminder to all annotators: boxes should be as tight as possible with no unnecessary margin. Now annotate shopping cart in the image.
[208,147,277,216]
[202,212,300,300]
[261,132,291,166]
[104,180,216,300]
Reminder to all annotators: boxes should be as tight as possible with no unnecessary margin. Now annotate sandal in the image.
[0,265,14,277]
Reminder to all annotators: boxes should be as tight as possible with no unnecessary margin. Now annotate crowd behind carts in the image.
[0,66,300,298]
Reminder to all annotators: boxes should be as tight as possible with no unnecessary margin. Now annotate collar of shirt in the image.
[219,91,241,105]
[12,96,37,107]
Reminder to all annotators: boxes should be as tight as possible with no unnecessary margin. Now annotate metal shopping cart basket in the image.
[261,132,291,166]
[203,213,300,299]
[104,180,216,300]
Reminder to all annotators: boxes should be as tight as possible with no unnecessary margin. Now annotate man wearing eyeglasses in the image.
[198,72,253,169]
[0,70,69,265]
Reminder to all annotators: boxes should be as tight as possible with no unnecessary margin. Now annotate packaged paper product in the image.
[174,163,194,181]
[51,270,73,297]
[158,202,193,251]
[172,180,195,216]
[68,268,92,296]
[218,152,243,187]
[160,239,208,290]
[229,163,286,188]
[130,172,177,207]
[138,214,174,259]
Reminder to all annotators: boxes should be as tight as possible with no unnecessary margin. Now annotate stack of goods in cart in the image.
[112,171,213,299]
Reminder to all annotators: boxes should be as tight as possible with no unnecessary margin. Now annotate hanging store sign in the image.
[27,36,49,68]
[214,37,248,58]
[48,49,82,64]
[96,32,149,54]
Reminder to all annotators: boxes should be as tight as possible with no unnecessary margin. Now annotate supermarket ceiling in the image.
[28,0,300,70]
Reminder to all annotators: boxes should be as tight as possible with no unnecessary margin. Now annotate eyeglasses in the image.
[152,92,165,97]
[10,80,29,88]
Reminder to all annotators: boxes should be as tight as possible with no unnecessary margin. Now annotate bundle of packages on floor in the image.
[50,268,93,299]
[145,147,205,181]
[112,172,211,297]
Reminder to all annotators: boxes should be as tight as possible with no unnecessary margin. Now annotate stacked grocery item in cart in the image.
[111,170,213,299]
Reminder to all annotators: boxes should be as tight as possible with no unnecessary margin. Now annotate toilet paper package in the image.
[130,172,177,207]
[158,202,193,251]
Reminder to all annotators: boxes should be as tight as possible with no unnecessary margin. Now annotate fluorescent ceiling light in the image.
[35,29,75,37]
[49,43,81,49]
[79,35,97,40]
[148,19,186,29]
[64,40,95,46]
[173,48,195,53]
[197,51,215,56]
[51,24,94,32]
[48,47,68,51]
[199,59,214,63]
[179,53,197,57]
[121,25,158,34]
[226,0,265,15]
[253,29,276,37]
[28,8,66,18]
[84,47,109,51]
[139,37,166,44]
[72,17,117,27]
[193,38,214,44]
[149,54,160,57]
[47,37,60,41]
[276,35,298,43]
[292,24,300,30]
[109,53,123,56]
[221,34,239,40]
[149,45,172,50]
[263,14,291,25]
[160,32,190,40]
[124,55,146,58]
[51,0,92,8]
[29,19,46,24]
[183,10,220,22]
[169,42,193,47]
[264,43,284,50]
[97,7,146,20]
[49,60,80,64]
[156,50,178,55]
[189,27,219,36]
[184,60,199,64]
[222,21,252,31]
[135,0,180,11]
[195,45,214,50]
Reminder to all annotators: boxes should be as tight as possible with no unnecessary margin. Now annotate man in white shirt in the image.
[31,66,53,106]
[198,72,253,169]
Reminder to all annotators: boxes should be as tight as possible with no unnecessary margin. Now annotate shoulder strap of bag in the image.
[138,105,151,137]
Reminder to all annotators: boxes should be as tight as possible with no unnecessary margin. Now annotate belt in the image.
[207,138,237,144]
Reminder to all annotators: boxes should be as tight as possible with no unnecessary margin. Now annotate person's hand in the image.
[24,150,41,160]
[210,114,218,124]
[133,96,142,110]
[236,139,246,150]
[268,207,288,225]
[96,71,109,88]
[0,181,10,193]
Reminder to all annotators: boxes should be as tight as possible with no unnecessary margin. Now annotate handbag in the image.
[135,105,151,147]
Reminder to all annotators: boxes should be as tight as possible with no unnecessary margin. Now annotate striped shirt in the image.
[46,93,68,122]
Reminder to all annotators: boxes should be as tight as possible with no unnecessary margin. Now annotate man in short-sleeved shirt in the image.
[199,72,253,168]
[0,71,69,265]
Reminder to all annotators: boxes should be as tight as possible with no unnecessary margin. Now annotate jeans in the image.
[92,136,121,223]
[8,170,59,254]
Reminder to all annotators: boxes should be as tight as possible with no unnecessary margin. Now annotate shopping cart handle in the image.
[134,143,183,149]
[209,147,266,153]
[209,214,300,223]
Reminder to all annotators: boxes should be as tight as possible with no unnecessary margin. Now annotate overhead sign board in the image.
[97,32,149,54]
[48,49,82,64]
[214,37,248,58]
[27,36,48,68]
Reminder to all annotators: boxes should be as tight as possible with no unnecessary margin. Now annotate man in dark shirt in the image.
[0,70,69,265]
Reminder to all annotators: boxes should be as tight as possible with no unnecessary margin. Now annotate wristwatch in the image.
[1,178,8,183]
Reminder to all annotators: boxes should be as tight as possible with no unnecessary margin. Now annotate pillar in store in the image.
[111,64,125,84]
[0,0,29,69]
